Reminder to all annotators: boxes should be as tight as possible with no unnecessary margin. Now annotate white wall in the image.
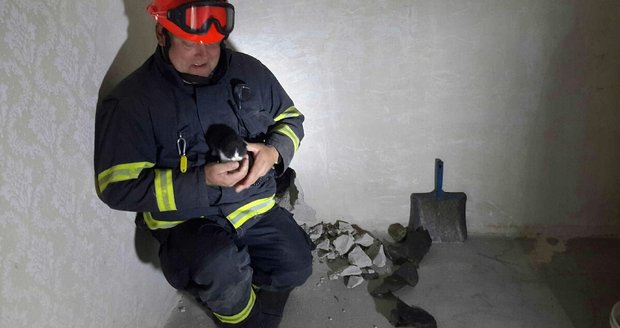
[231,0,620,237]
[0,0,176,327]
[1,0,619,327]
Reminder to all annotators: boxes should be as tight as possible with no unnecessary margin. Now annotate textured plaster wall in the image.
[231,0,620,237]
[1,0,619,327]
[0,0,176,327]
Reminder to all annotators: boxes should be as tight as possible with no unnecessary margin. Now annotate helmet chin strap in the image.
[159,29,228,86]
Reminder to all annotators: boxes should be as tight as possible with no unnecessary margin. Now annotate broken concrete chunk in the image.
[309,223,324,242]
[337,221,356,235]
[318,250,338,263]
[346,276,365,289]
[388,223,408,242]
[373,244,387,268]
[329,273,340,280]
[340,265,363,277]
[373,262,393,277]
[389,298,437,328]
[316,238,331,251]
[309,222,323,233]
[361,268,380,280]
[333,234,355,255]
[325,223,339,237]
[348,245,373,268]
[364,241,381,258]
[309,233,322,242]
[354,233,375,247]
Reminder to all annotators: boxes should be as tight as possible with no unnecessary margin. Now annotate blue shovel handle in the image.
[435,158,444,199]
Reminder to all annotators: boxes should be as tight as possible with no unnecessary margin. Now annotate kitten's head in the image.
[206,124,247,162]
[217,138,247,162]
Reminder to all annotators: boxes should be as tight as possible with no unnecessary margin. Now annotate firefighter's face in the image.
[157,25,221,77]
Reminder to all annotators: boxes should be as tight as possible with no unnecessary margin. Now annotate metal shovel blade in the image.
[409,159,467,242]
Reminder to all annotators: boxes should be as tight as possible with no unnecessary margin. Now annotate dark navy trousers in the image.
[151,206,313,319]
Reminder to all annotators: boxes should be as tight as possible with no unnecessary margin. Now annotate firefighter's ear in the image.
[155,24,167,47]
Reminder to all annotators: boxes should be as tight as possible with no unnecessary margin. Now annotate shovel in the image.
[409,159,467,242]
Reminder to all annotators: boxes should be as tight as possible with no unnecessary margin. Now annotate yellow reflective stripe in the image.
[226,195,276,229]
[274,106,301,122]
[154,169,177,211]
[213,288,256,324]
[270,124,300,153]
[97,162,155,193]
[142,212,183,230]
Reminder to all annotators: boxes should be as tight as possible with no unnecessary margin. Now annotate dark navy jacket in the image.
[94,46,304,230]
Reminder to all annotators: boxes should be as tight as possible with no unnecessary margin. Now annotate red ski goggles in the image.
[167,1,234,36]
[149,1,234,43]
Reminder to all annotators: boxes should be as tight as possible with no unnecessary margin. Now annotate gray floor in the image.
[164,237,620,328]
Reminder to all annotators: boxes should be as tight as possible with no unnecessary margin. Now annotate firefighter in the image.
[94,0,313,326]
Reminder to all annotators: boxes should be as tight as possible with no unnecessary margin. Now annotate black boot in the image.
[256,289,292,328]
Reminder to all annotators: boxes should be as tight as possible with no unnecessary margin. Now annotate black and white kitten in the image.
[205,124,247,162]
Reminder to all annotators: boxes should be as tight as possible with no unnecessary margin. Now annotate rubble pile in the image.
[277,169,436,326]
[303,221,437,328]
[304,220,389,289]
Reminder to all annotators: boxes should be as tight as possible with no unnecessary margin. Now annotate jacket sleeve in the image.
[261,68,305,175]
[94,95,211,216]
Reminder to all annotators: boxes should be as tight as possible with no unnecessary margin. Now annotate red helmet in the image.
[147,0,234,44]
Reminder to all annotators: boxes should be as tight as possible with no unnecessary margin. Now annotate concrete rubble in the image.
[340,265,363,277]
[355,233,375,247]
[277,169,436,326]
[333,234,355,255]
[348,245,373,268]
[373,244,387,267]
[346,276,365,289]
[316,238,331,251]
[303,220,437,328]
[304,220,389,285]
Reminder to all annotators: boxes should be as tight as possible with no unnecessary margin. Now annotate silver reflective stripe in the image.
[274,106,302,122]
[97,162,155,193]
[226,196,275,229]
[154,169,177,211]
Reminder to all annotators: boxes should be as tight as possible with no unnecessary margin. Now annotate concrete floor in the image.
[164,237,620,328]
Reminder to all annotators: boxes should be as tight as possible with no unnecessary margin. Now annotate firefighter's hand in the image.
[235,143,279,192]
[204,156,249,187]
